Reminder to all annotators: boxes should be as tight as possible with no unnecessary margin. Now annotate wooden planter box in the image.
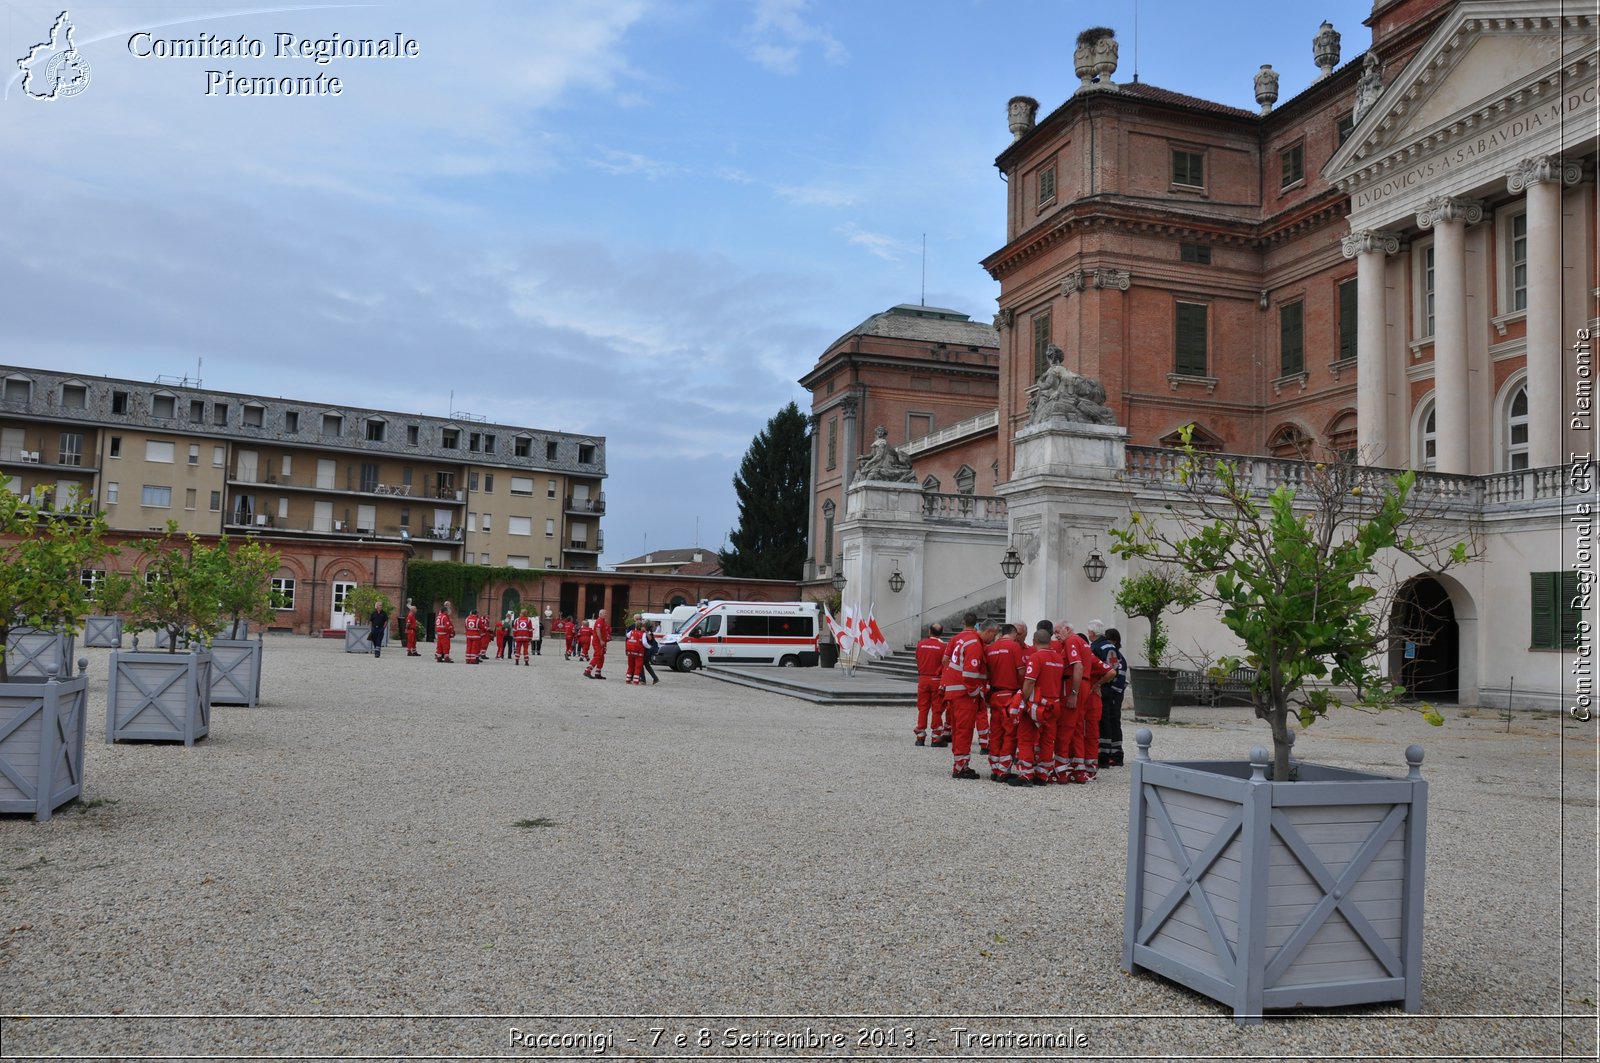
[0,667,90,821]
[6,629,76,679]
[106,649,213,746]
[82,616,124,649]
[344,626,380,653]
[1124,729,1427,1024]
[209,638,263,707]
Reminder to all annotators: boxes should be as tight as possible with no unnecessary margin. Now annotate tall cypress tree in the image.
[720,401,811,580]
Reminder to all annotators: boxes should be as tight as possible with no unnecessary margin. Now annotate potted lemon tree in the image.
[1112,566,1200,720]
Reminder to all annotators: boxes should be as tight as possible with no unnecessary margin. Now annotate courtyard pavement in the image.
[0,634,1595,1061]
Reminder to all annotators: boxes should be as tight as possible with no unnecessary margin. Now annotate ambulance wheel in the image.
[779,655,798,667]
[675,653,700,672]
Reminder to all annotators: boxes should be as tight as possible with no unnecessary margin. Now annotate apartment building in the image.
[0,365,606,631]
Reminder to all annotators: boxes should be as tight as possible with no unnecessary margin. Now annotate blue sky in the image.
[2,0,1374,565]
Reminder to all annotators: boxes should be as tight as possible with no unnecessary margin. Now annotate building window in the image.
[209,490,221,511]
[469,470,479,492]
[907,412,933,439]
[61,383,87,409]
[105,481,118,504]
[213,402,228,426]
[322,414,343,439]
[442,428,459,449]
[1037,165,1056,206]
[1032,310,1052,378]
[822,499,835,566]
[111,390,128,415]
[546,441,558,461]
[188,443,200,466]
[545,518,555,537]
[152,393,175,418]
[469,432,483,453]
[1327,410,1358,461]
[954,466,976,495]
[1171,149,1204,188]
[366,419,386,442]
[189,399,206,423]
[213,446,225,468]
[484,474,494,493]
[1280,143,1305,188]
[243,404,264,428]
[921,474,941,493]
[514,436,531,457]
[58,433,83,466]
[141,485,172,508]
[407,424,419,446]
[272,577,296,611]
[1175,302,1208,377]
[1337,112,1355,145]
[509,516,532,536]
[511,476,533,495]
[81,569,105,597]
[547,479,557,499]
[109,436,121,458]
[1279,300,1304,376]
[1268,424,1310,458]
[1337,279,1358,362]
[1510,212,1528,312]
[1530,571,1582,650]
[1506,384,1530,471]
[1420,244,1436,338]
[1180,242,1212,264]
[1417,402,1438,471]
[361,463,380,493]
[145,440,175,463]
[482,513,491,532]
[185,487,197,510]
[284,411,299,434]
[578,443,596,464]
[826,418,837,470]
[399,507,409,527]
[466,513,477,533]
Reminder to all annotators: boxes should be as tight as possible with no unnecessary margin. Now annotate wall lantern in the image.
[1082,548,1108,583]
[831,572,847,592]
[887,562,905,594]
[999,547,1023,581]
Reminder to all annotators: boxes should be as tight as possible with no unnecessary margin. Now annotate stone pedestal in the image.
[997,420,1132,629]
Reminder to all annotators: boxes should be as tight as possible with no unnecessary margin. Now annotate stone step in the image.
[700,664,917,706]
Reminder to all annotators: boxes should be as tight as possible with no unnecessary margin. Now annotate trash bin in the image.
[820,642,839,668]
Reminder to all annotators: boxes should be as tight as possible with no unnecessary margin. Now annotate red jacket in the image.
[940,629,988,697]
[625,628,645,656]
[985,637,1026,693]
[914,636,946,678]
[593,616,612,645]
[435,611,454,637]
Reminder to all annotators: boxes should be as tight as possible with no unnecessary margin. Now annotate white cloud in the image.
[839,223,906,261]
[776,183,857,208]
[739,0,847,75]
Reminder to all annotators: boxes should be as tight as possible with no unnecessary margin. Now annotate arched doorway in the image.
[1391,577,1459,702]
[501,587,521,620]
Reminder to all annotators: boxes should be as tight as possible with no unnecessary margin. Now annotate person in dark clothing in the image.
[1091,623,1128,766]
[640,621,661,685]
[369,603,390,659]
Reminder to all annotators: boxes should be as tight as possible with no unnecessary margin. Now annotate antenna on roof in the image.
[1133,0,1140,83]
[921,233,927,306]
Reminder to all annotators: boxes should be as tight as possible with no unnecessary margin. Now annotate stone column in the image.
[1509,156,1582,468]
[1416,196,1482,474]
[839,396,859,504]
[803,413,821,579]
[1341,229,1401,464]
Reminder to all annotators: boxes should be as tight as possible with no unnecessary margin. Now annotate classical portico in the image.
[1328,1,1597,473]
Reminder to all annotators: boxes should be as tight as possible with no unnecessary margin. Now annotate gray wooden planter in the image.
[345,626,382,653]
[1123,729,1427,1024]
[209,638,263,707]
[106,649,213,746]
[0,662,90,821]
[6,628,76,679]
[82,616,124,648]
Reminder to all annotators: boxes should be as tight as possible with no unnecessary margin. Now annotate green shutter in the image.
[1559,571,1583,648]
[1175,303,1207,376]
[1033,312,1052,377]
[1533,571,1584,649]
[1530,572,1555,648]
[1338,280,1358,362]
[1280,302,1304,376]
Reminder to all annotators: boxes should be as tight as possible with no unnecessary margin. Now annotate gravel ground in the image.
[0,635,1595,1061]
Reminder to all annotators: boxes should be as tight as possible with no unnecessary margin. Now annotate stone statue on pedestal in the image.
[1027,344,1116,426]
[1352,51,1383,125]
[856,425,916,483]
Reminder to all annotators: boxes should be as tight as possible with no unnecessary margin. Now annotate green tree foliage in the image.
[720,401,810,580]
[1111,431,1472,780]
[342,585,392,628]
[404,560,543,617]
[123,526,242,653]
[0,488,114,682]
[215,537,282,639]
[1113,567,1201,668]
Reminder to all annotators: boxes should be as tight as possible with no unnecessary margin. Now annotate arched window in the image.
[1326,409,1358,461]
[1267,424,1311,459]
[1415,401,1438,471]
[822,499,835,567]
[1158,422,1225,452]
[1505,384,1529,470]
[954,465,976,495]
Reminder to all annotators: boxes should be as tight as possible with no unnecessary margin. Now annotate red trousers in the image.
[587,642,607,674]
[465,633,482,663]
[1015,698,1058,780]
[1073,693,1104,779]
[513,636,531,662]
[987,691,1020,775]
[945,691,981,770]
[1053,700,1084,779]
[626,651,643,682]
[406,629,417,653]
[915,677,945,739]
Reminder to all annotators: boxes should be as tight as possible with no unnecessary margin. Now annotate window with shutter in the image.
[1175,303,1207,376]
[1530,571,1582,649]
[1279,301,1304,376]
[1337,280,1357,362]
[1032,311,1052,378]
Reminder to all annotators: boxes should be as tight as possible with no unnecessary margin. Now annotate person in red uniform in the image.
[1053,621,1091,782]
[512,609,534,665]
[404,605,421,657]
[585,609,611,679]
[624,619,646,684]
[562,615,577,659]
[940,616,997,779]
[463,608,485,664]
[1075,640,1116,782]
[913,623,947,746]
[434,602,455,663]
[494,613,509,659]
[576,620,592,662]
[983,623,1027,780]
[1013,628,1065,786]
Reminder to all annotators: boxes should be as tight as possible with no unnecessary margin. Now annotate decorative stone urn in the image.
[1074,28,1117,89]
[1007,96,1039,141]
[1255,64,1279,114]
[1313,21,1341,78]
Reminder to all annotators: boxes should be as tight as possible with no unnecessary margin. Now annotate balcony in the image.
[0,447,95,473]
[563,535,603,554]
[920,492,1008,526]
[219,516,461,545]
[565,495,606,515]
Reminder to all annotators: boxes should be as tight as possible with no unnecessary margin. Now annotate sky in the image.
[1,0,1376,566]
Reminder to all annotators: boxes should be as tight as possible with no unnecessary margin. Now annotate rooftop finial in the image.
[1314,20,1341,79]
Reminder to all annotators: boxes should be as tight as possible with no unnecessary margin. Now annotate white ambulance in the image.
[652,600,822,671]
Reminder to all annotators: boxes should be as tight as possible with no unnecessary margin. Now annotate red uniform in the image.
[1074,649,1114,782]
[405,611,420,656]
[561,618,577,659]
[984,636,1027,779]
[576,624,592,661]
[624,626,646,684]
[1054,632,1092,781]
[512,615,534,664]
[464,612,486,664]
[913,635,948,744]
[1016,646,1065,783]
[585,615,611,677]
[495,619,509,658]
[939,628,989,776]
[434,610,455,662]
